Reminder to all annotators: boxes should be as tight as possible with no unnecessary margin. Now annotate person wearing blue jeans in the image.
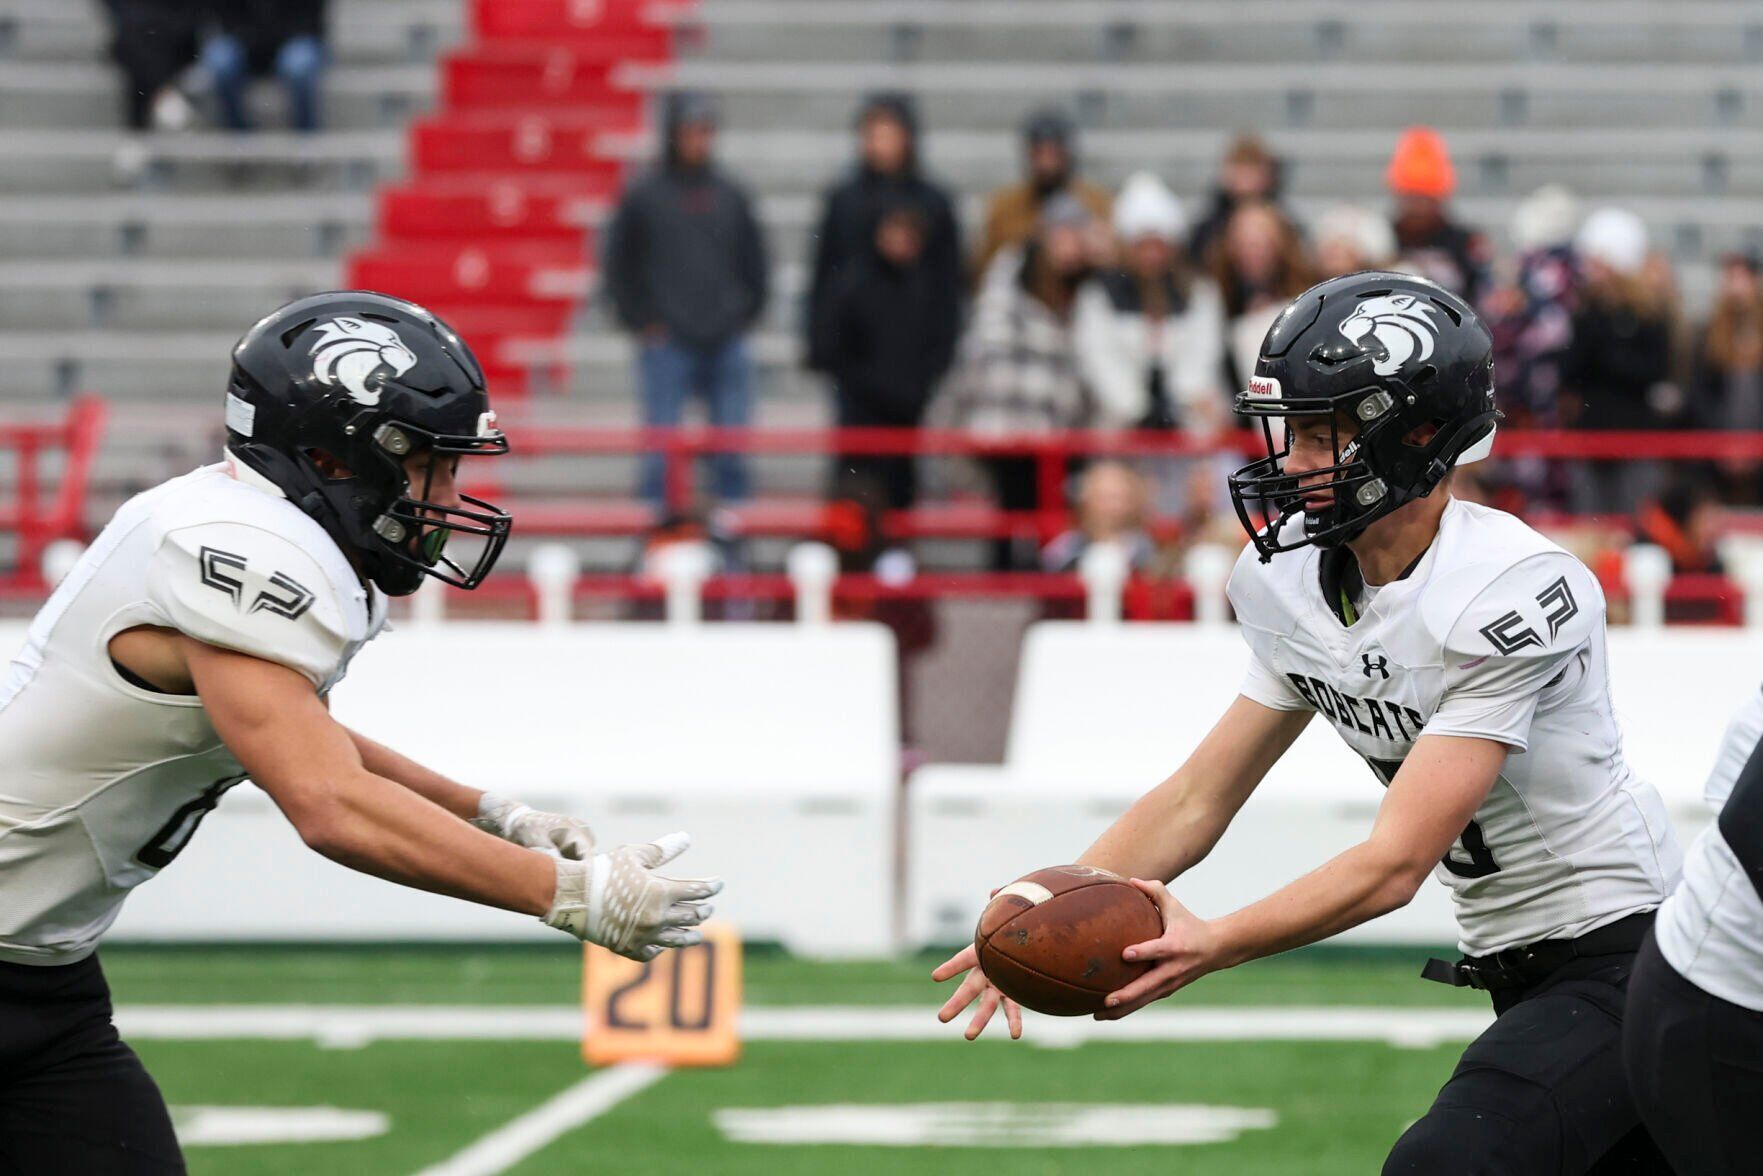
[601,92,770,507]
[639,336,753,504]
[199,1,327,132]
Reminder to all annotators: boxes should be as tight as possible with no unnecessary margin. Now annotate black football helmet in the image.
[1226,271,1501,562]
[224,291,512,596]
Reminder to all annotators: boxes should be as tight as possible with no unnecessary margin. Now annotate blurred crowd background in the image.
[9,1,1760,626]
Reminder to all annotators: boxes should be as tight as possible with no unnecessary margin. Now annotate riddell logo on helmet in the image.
[309,317,418,406]
[1338,294,1439,377]
[1247,375,1281,398]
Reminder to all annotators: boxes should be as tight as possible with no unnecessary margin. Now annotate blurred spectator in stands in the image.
[1189,133,1292,265]
[198,1,328,133]
[1042,461,1154,573]
[1636,475,1725,575]
[602,92,769,505]
[1563,207,1679,511]
[1074,173,1225,433]
[941,194,1097,569]
[99,0,199,131]
[971,108,1112,282]
[1482,185,1582,508]
[814,194,961,513]
[1313,204,1396,279]
[1694,252,1763,502]
[1386,126,1489,302]
[1208,200,1316,394]
[805,93,961,378]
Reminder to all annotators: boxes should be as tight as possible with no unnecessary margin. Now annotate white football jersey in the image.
[0,461,386,966]
[1229,498,1681,956]
[1654,687,1763,1011]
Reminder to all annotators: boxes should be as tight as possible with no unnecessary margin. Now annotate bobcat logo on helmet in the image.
[309,317,418,406]
[1338,293,1439,378]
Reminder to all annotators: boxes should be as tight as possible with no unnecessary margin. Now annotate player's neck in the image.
[1348,492,1451,586]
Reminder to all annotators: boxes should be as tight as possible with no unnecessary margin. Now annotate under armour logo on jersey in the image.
[309,317,417,406]
[1338,293,1439,377]
[1362,653,1390,679]
[198,547,316,621]
[1479,576,1580,655]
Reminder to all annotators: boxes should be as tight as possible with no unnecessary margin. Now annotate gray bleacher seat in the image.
[0,0,1748,477]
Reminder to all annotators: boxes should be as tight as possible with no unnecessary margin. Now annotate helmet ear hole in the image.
[306,449,355,480]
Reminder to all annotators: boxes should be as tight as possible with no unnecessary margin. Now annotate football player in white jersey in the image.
[0,292,719,1173]
[1625,684,1763,1174]
[934,272,1681,1173]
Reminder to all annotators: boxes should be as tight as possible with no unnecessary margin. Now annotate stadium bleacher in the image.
[2,0,1762,543]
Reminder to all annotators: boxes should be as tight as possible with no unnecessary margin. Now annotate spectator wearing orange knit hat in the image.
[1386,126,1490,302]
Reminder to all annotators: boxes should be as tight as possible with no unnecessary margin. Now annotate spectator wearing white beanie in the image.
[1073,173,1226,433]
[1315,204,1397,278]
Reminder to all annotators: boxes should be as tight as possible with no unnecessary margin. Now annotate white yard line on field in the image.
[411,1063,668,1176]
[114,1004,1494,1050]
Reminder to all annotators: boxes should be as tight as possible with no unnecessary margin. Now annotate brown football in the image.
[973,864,1163,1016]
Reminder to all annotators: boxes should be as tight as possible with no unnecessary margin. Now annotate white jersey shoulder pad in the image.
[146,518,354,689]
[1226,520,1315,635]
[1421,543,1600,662]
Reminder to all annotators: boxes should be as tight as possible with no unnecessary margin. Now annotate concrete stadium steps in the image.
[0,328,821,402]
[0,130,403,194]
[630,60,1763,133]
[0,61,436,130]
[0,194,374,260]
[0,0,465,65]
[0,260,342,330]
[673,2,1763,67]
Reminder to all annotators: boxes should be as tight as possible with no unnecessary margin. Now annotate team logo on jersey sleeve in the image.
[309,317,418,406]
[1478,576,1580,654]
[1338,294,1439,376]
[198,547,315,621]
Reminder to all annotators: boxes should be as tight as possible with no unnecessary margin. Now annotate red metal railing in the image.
[0,397,106,591]
[485,424,1763,546]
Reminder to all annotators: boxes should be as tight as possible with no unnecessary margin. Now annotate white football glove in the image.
[544,831,722,961]
[472,792,596,860]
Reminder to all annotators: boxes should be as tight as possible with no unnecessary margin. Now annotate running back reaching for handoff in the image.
[0,292,720,1175]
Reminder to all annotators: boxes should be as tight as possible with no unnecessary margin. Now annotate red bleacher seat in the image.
[347,243,589,304]
[379,185,601,247]
[413,116,637,176]
[472,0,676,52]
[444,48,622,109]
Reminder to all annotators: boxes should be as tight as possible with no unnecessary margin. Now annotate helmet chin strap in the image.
[222,447,287,499]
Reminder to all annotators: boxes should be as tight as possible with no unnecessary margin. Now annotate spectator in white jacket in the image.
[1074,173,1227,434]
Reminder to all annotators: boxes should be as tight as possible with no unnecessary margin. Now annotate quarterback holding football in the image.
[0,292,719,1173]
[936,272,1682,1174]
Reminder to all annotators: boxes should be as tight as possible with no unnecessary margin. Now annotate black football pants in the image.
[1624,930,1763,1176]
[1383,946,1673,1175]
[0,956,184,1174]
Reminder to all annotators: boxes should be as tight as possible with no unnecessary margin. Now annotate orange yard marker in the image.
[583,922,741,1068]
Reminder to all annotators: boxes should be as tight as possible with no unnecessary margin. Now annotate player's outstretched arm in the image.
[1096,733,1507,1019]
[345,728,597,859]
[187,638,719,958]
[932,697,1309,1040]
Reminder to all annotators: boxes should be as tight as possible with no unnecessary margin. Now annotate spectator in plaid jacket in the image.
[941,194,1097,568]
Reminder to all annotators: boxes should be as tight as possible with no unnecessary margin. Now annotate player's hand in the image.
[543,832,722,961]
[1094,878,1224,1020]
[932,943,1024,1041]
[473,793,597,860]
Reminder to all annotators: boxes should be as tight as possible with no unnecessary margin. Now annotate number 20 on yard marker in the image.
[582,922,742,1068]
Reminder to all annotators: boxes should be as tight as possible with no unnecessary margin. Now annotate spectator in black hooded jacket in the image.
[805,93,962,374]
[813,195,961,511]
[601,91,769,504]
